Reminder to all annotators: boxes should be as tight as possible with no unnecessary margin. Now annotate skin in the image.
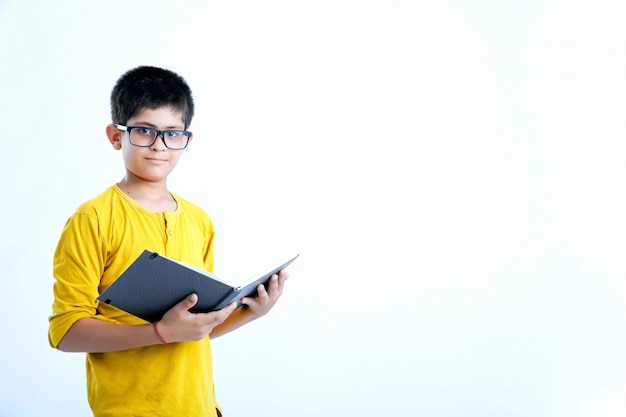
[57,106,289,352]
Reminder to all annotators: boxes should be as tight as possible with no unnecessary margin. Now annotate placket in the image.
[161,211,176,256]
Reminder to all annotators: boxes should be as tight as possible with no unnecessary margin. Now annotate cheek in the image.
[121,147,141,165]
[121,147,132,161]
[169,153,183,168]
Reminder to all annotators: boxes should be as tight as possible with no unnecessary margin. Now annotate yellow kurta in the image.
[49,185,220,417]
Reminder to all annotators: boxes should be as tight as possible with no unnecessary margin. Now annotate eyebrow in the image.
[131,122,186,130]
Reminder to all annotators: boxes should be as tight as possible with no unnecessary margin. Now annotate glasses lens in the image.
[129,128,157,147]
[162,130,189,150]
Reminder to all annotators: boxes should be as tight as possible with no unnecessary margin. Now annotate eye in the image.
[136,127,155,136]
[166,130,181,138]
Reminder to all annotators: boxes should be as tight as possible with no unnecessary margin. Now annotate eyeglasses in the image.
[115,124,192,150]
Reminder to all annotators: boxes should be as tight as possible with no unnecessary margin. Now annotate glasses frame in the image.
[115,124,192,150]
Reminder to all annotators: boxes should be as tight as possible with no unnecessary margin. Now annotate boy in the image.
[48,66,289,417]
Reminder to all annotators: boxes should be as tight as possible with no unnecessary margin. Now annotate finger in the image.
[209,301,237,317]
[179,293,198,311]
[266,274,279,292]
[268,274,285,297]
[278,269,290,283]
[201,302,237,327]
[225,301,238,313]
[259,280,272,299]
[242,282,266,306]
[241,285,263,307]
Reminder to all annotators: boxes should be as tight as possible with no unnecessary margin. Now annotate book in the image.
[97,250,299,323]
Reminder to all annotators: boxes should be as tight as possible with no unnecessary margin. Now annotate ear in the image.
[106,124,122,150]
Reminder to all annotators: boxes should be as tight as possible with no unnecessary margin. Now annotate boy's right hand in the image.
[156,294,237,343]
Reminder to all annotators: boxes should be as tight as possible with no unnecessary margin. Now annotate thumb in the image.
[179,293,198,310]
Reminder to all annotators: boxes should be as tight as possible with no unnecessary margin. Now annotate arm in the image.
[210,269,289,339]
[58,295,237,352]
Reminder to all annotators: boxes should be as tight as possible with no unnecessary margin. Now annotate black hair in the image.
[110,66,194,129]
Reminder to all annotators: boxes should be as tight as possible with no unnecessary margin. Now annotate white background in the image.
[1,0,626,416]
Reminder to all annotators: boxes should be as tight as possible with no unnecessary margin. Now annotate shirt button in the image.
[168,230,173,236]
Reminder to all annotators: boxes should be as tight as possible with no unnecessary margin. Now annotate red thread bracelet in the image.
[153,321,167,345]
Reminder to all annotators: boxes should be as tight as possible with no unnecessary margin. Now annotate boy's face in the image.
[107,106,192,185]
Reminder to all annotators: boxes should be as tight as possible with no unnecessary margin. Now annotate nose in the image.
[150,133,168,150]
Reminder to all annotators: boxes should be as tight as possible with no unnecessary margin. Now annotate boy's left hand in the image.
[240,269,289,317]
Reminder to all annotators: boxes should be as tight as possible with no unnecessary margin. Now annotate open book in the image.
[97,250,299,323]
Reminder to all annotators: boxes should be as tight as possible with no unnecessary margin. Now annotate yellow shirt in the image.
[49,185,220,417]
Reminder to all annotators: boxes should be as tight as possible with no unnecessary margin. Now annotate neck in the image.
[117,177,176,212]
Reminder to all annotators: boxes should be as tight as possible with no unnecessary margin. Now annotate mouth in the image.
[146,158,168,164]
